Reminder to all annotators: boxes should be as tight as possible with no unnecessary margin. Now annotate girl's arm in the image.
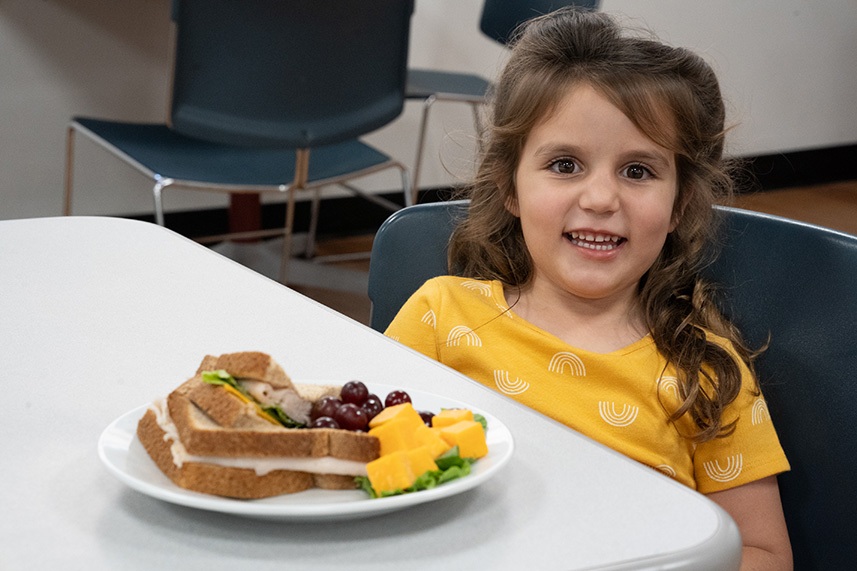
[707,476,793,570]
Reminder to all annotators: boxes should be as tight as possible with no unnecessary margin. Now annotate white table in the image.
[0,217,741,570]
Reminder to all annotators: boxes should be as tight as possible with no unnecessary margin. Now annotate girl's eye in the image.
[624,163,654,180]
[548,158,579,175]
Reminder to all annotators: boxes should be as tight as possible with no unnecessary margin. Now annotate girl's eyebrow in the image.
[619,149,674,170]
[531,143,580,158]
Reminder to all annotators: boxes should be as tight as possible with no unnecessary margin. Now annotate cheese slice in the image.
[221,383,280,426]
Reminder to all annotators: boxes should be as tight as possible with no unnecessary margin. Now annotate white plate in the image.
[98,383,514,522]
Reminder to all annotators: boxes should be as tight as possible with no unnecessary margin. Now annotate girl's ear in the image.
[669,184,685,232]
[505,192,520,217]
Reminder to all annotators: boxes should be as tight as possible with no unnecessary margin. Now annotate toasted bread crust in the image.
[206,351,292,389]
[137,409,327,498]
[181,376,272,429]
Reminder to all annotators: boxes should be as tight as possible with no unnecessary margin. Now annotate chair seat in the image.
[74,117,393,188]
[406,69,491,102]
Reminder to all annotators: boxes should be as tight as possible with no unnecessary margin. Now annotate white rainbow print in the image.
[751,398,770,425]
[493,370,530,395]
[703,454,744,483]
[446,325,482,347]
[420,309,437,328]
[495,302,514,318]
[461,280,493,297]
[548,351,586,376]
[653,464,677,478]
[598,402,639,427]
[657,376,681,399]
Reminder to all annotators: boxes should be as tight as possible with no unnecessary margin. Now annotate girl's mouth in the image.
[565,231,626,251]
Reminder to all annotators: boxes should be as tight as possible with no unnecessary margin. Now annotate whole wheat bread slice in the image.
[137,409,356,498]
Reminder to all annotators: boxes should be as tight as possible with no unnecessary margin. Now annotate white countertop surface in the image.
[0,216,741,570]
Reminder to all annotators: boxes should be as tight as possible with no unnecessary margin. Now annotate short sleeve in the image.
[693,345,790,493]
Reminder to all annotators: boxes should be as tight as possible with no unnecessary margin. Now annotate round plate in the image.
[98,383,514,521]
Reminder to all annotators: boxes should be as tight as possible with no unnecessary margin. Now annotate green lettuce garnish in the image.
[356,446,475,499]
[200,369,304,428]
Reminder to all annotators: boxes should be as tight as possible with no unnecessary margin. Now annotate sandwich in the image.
[136,351,380,499]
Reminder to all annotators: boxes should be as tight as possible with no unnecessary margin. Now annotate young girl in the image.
[386,8,792,570]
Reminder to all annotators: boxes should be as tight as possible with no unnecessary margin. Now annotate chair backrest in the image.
[368,200,857,568]
[705,207,857,569]
[169,0,414,148]
[479,0,600,45]
[367,200,469,332]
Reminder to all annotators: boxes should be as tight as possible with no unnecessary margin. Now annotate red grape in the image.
[334,403,369,431]
[311,396,342,422]
[361,394,384,420]
[385,390,411,407]
[340,380,369,405]
[418,410,434,426]
[310,416,340,429]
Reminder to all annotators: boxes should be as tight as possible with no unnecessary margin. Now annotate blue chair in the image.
[407,0,599,191]
[64,0,415,283]
[368,200,857,568]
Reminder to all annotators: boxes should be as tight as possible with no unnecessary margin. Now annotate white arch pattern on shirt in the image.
[461,280,493,297]
[598,401,639,427]
[703,454,744,482]
[420,309,437,329]
[548,351,586,376]
[654,464,677,478]
[493,370,530,395]
[751,398,770,425]
[446,325,482,347]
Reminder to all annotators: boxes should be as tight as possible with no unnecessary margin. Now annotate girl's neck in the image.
[505,282,648,354]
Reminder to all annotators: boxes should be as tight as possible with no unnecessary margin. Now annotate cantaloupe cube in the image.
[431,408,474,428]
[438,420,488,459]
[368,418,418,456]
[368,402,424,430]
[366,451,414,493]
[412,423,451,458]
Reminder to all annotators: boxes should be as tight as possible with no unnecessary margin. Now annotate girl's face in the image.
[510,83,678,310]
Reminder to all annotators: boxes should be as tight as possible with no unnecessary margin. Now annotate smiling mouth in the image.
[566,231,625,251]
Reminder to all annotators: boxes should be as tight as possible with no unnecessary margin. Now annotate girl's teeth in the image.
[568,232,621,250]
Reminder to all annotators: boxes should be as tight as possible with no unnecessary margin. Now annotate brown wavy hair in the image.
[448,7,756,442]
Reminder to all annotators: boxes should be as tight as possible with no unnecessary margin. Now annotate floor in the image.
[224,180,857,327]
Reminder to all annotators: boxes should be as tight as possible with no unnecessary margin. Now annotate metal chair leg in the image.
[152,177,174,227]
[63,125,76,216]
[411,94,437,194]
[306,187,322,259]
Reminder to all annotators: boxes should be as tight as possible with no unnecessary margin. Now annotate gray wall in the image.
[2,0,855,221]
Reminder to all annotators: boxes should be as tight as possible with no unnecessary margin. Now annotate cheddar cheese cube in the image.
[368,402,424,430]
[366,451,414,493]
[412,423,452,458]
[365,446,439,494]
[438,420,488,459]
[431,408,474,428]
[406,446,439,479]
[368,418,418,456]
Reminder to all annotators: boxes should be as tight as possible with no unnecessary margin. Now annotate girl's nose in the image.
[578,169,620,214]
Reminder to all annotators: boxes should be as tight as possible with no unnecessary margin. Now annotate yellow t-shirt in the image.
[385,276,790,493]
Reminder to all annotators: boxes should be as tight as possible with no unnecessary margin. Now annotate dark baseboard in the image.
[742,143,857,192]
[124,144,855,239]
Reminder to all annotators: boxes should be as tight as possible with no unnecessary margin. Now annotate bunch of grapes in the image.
[308,381,432,431]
